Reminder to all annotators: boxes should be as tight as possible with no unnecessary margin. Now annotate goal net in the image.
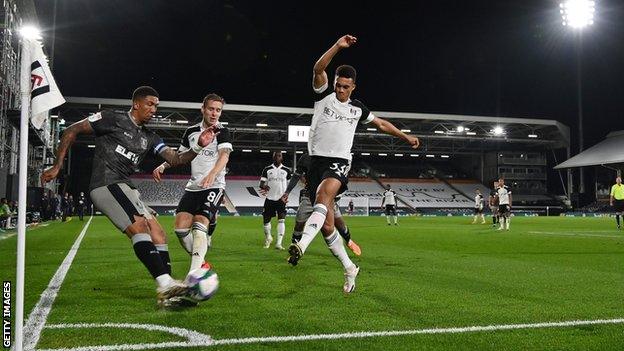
[337,196,370,216]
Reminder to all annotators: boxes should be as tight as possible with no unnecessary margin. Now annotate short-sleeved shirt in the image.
[611,184,624,200]
[88,110,166,191]
[383,190,397,206]
[496,185,512,205]
[308,82,375,161]
[178,122,232,191]
[261,164,292,201]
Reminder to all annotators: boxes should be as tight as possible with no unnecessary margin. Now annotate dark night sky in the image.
[33,0,624,148]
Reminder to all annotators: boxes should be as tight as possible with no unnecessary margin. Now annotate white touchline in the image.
[527,231,621,239]
[36,318,624,351]
[22,216,94,351]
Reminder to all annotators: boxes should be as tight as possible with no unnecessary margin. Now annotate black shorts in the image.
[306,156,350,203]
[263,199,286,217]
[384,204,397,215]
[614,199,624,212]
[474,207,483,214]
[498,204,511,215]
[176,188,224,220]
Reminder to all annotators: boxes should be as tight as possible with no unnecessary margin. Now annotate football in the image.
[185,267,219,301]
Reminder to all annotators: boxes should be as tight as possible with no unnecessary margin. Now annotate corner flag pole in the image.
[14,37,33,351]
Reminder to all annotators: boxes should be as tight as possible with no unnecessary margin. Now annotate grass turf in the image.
[1,215,623,350]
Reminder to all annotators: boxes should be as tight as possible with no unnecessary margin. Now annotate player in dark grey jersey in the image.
[281,152,361,256]
[41,86,214,307]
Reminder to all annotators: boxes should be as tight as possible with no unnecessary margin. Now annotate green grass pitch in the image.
[1,215,623,350]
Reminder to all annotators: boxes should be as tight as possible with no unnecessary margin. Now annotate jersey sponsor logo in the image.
[322,106,357,125]
[140,137,148,150]
[200,148,216,157]
[115,145,140,164]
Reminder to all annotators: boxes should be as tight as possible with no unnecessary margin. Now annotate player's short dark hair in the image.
[335,65,357,82]
[132,86,159,101]
[203,93,225,106]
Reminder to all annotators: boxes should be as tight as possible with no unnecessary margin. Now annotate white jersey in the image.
[496,185,512,205]
[474,194,484,209]
[261,164,292,201]
[383,190,397,206]
[308,82,375,161]
[178,122,232,192]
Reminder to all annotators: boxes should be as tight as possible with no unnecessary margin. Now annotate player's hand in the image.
[280,193,289,203]
[406,135,420,149]
[259,186,269,196]
[198,126,217,148]
[152,165,165,182]
[41,165,60,185]
[336,35,357,49]
[200,172,216,188]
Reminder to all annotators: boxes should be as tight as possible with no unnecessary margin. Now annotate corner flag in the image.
[25,39,65,129]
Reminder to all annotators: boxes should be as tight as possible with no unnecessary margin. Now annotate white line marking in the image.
[44,323,211,343]
[0,232,16,240]
[23,216,94,351]
[527,231,621,238]
[36,318,624,351]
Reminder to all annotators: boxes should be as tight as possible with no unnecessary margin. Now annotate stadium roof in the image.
[60,97,570,155]
[554,130,624,169]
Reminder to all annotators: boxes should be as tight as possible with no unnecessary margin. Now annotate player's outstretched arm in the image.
[369,116,420,149]
[41,119,94,185]
[313,35,357,90]
[200,149,231,188]
[158,127,216,167]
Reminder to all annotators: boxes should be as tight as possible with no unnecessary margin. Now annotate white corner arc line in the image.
[23,215,94,351]
[44,323,212,343]
[35,318,624,351]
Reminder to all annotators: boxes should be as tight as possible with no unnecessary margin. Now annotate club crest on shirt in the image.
[140,137,148,149]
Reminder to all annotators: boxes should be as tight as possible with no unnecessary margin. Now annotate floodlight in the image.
[256,123,268,127]
[361,152,370,156]
[19,25,42,40]
[260,150,270,153]
[400,129,411,133]
[242,149,252,152]
[426,154,435,158]
[394,154,403,157]
[366,128,376,131]
[87,145,95,148]
[410,154,419,157]
[434,130,445,134]
[378,153,387,156]
[441,155,450,158]
[528,134,538,138]
[175,120,188,124]
[466,131,477,136]
[493,126,504,135]
[560,0,595,29]
[456,126,465,133]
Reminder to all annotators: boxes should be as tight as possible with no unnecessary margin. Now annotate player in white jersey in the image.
[287,35,420,293]
[381,185,398,226]
[153,94,232,278]
[496,178,512,231]
[259,151,292,249]
[472,189,486,224]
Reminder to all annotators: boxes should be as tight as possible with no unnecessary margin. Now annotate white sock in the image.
[386,215,390,224]
[393,216,398,224]
[190,222,208,272]
[324,229,355,271]
[263,222,272,239]
[473,215,477,222]
[500,217,506,229]
[298,204,328,253]
[175,228,192,254]
[276,219,285,246]
[506,217,510,229]
[155,274,174,288]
